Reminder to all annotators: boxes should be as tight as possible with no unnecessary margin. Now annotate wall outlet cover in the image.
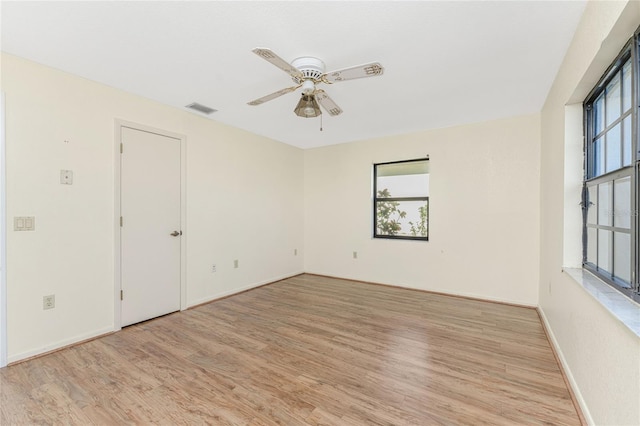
[60,169,73,185]
[43,295,55,310]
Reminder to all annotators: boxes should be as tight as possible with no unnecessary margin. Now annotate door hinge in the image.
[120,143,123,154]
[120,216,123,227]
[120,290,123,300]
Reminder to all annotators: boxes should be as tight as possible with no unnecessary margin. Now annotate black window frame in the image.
[583,33,640,303]
[373,158,429,241]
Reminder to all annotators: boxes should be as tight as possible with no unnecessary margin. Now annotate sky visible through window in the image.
[377,174,429,236]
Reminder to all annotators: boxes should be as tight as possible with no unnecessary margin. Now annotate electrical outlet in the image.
[211,264,216,273]
[294,248,297,256]
[43,295,55,310]
[60,170,73,185]
[234,259,239,268]
[353,251,358,259]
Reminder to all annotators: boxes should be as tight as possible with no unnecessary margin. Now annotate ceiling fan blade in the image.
[322,62,384,83]
[252,48,303,80]
[247,85,301,106]
[315,90,343,116]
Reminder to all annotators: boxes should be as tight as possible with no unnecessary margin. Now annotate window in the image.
[373,158,429,240]
[583,35,639,301]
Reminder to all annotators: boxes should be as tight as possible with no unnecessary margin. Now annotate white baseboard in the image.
[6,272,304,365]
[537,307,593,426]
[303,271,536,308]
[8,326,115,364]
[186,271,304,308]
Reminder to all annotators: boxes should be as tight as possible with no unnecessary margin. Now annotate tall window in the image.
[373,158,429,241]
[583,35,639,301]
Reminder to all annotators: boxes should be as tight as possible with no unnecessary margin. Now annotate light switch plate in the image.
[14,216,35,231]
[60,170,73,185]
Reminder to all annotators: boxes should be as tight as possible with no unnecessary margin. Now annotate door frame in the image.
[1,92,7,367]
[113,120,187,330]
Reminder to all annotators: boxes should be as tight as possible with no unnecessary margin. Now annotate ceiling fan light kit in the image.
[301,80,316,96]
[294,94,322,118]
[248,47,384,119]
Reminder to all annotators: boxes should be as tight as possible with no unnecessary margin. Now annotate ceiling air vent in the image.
[185,102,217,115]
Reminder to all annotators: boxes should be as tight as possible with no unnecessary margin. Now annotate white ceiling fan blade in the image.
[315,90,343,116]
[322,62,384,83]
[252,48,303,80]
[247,85,301,106]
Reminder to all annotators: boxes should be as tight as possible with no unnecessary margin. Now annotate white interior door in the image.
[120,126,181,327]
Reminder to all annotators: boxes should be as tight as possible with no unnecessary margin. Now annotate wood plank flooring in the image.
[0,274,582,425]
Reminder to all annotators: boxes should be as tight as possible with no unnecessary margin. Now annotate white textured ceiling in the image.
[1,1,586,149]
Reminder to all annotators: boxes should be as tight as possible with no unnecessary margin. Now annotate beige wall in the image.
[1,54,304,362]
[539,1,640,425]
[3,1,640,422]
[304,114,541,306]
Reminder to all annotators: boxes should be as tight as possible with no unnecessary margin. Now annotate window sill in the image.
[563,268,640,338]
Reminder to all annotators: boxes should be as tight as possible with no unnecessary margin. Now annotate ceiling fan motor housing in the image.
[291,57,326,83]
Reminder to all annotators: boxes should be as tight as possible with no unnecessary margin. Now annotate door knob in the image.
[170,230,182,237]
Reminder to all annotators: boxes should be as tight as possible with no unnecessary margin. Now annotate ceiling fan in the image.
[247,48,384,118]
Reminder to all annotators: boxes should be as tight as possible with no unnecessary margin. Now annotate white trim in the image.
[187,271,304,308]
[0,92,7,368]
[113,120,187,330]
[537,307,594,426]
[180,128,187,310]
[302,271,537,307]
[7,326,114,365]
[113,121,121,331]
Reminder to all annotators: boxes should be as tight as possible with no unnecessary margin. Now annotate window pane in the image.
[613,176,631,229]
[623,115,632,166]
[376,200,428,238]
[374,159,429,241]
[587,227,597,265]
[598,229,611,273]
[587,186,597,225]
[597,182,612,226]
[622,60,632,112]
[377,174,429,198]
[594,94,604,136]
[614,232,631,285]
[593,136,605,177]
[605,123,621,173]
[605,74,621,126]
[376,160,429,177]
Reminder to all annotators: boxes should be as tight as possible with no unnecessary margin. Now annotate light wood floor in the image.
[1,274,582,425]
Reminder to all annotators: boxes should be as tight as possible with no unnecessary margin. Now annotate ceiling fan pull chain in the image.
[320,114,323,132]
